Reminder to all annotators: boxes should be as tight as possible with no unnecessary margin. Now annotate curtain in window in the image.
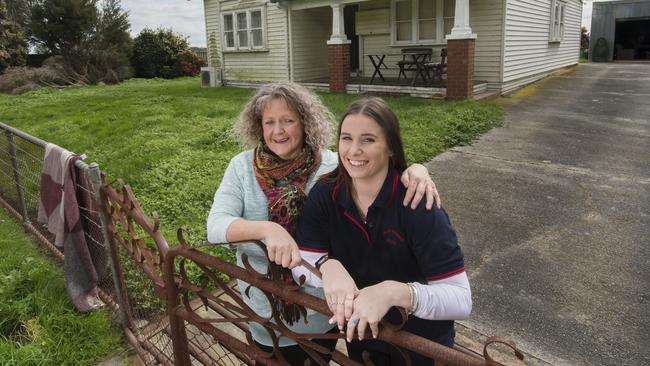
[224,14,235,48]
[251,10,263,47]
[396,0,412,41]
[419,0,436,40]
[237,12,248,48]
[443,0,455,36]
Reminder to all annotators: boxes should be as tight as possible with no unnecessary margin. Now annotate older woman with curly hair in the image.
[207,82,439,365]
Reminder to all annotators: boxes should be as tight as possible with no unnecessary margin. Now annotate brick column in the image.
[328,43,350,93]
[446,38,475,100]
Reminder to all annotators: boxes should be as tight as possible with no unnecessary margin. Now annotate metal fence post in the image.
[5,130,31,227]
[87,162,129,327]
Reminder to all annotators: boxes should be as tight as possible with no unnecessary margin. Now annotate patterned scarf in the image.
[254,142,320,324]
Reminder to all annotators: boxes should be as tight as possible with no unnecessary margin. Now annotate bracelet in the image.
[408,282,420,314]
[406,283,414,315]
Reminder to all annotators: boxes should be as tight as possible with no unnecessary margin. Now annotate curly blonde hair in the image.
[232,82,334,151]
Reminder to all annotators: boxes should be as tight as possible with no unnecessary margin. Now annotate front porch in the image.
[294,0,477,99]
[301,76,488,99]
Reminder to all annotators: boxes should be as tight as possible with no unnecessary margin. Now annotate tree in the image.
[22,0,132,84]
[581,26,590,52]
[28,0,98,57]
[131,28,190,78]
[0,0,27,73]
[85,0,133,82]
[4,0,33,28]
[95,0,131,55]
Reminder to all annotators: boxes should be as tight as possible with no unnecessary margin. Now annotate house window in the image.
[549,0,566,42]
[391,0,455,45]
[222,8,266,50]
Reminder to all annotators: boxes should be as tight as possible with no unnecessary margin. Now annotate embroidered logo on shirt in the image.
[383,228,404,246]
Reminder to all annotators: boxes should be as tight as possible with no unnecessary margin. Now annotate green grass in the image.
[0,77,503,246]
[0,209,124,365]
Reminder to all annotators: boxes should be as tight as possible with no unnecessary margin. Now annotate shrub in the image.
[131,28,190,78]
[173,49,205,77]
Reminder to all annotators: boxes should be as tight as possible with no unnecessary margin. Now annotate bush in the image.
[173,49,205,77]
[131,28,190,78]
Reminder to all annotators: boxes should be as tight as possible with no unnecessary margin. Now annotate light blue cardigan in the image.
[207,148,338,347]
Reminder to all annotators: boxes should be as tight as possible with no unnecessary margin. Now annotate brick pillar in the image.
[446,38,475,100]
[328,43,350,93]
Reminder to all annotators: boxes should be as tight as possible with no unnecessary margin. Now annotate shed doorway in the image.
[614,18,650,60]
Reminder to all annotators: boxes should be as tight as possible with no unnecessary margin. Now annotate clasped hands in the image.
[321,259,396,343]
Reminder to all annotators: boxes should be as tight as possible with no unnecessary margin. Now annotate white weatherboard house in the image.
[201,0,582,99]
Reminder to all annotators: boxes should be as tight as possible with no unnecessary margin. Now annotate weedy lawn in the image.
[0,209,124,365]
[0,77,503,249]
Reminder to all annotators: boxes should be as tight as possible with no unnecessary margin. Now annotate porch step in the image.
[473,90,501,101]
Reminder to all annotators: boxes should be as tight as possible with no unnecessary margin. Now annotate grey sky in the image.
[121,0,608,47]
[121,0,206,47]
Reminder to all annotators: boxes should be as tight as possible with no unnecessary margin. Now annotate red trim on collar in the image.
[426,267,465,282]
[344,211,370,244]
[331,177,341,202]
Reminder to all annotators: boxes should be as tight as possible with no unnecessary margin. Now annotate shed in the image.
[590,0,650,62]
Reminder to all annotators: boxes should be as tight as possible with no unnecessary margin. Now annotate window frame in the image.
[549,0,566,43]
[221,7,267,52]
[390,0,453,46]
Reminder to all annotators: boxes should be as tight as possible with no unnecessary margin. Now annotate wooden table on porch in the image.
[366,51,432,86]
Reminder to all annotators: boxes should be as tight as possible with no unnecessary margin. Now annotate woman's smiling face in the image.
[262,97,305,160]
[338,113,391,183]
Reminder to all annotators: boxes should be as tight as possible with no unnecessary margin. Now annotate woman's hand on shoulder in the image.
[320,259,358,332]
[263,222,302,269]
[401,163,441,210]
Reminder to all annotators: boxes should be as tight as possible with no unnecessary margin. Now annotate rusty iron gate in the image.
[0,122,524,365]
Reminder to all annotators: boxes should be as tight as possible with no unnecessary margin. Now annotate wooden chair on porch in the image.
[425,48,448,84]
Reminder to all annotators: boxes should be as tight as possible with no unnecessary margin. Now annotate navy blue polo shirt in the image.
[297,168,465,349]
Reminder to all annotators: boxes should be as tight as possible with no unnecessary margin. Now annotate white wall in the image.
[502,0,581,93]
[290,7,331,82]
[470,0,505,86]
[203,0,289,82]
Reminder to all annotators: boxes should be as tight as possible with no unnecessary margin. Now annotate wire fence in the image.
[0,122,246,365]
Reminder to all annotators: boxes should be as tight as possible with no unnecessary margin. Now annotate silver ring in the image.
[350,318,359,325]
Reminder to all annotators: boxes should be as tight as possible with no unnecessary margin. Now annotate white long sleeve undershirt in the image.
[293,250,472,321]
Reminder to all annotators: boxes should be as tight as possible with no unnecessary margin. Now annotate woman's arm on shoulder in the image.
[401,164,441,210]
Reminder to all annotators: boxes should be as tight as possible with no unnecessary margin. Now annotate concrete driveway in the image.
[426,62,650,365]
